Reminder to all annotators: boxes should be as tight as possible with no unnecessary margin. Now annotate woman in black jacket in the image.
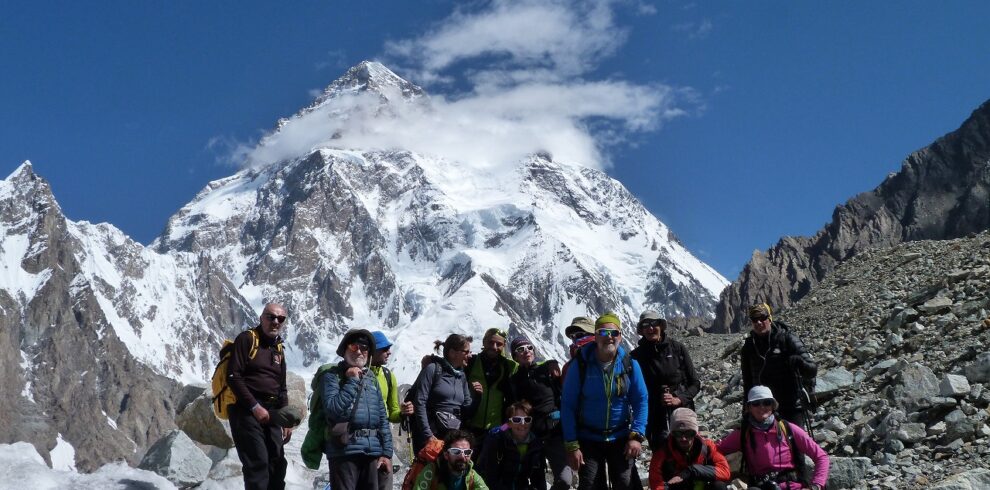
[409,333,478,454]
[630,310,701,449]
[476,400,547,490]
[507,336,566,488]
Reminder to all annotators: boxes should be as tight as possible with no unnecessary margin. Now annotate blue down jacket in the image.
[322,363,393,459]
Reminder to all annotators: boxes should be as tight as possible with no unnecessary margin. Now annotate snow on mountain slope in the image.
[154,63,728,382]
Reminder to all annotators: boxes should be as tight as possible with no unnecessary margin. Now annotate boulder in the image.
[138,429,212,487]
[964,353,990,383]
[940,374,972,398]
[176,392,233,449]
[827,456,872,489]
[816,367,855,399]
[286,371,308,422]
[888,363,939,412]
[931,468,990,489]
[918,296,953,314]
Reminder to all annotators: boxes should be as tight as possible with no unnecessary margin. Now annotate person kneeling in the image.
[476,400,547,489]
[649,408,729,490]
[717,386,829,490]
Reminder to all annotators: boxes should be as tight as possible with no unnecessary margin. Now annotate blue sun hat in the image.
[371,330,392,350]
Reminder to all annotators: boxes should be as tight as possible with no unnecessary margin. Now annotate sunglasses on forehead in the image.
[264,313,287,323]
[597,329,621,338]
[447,447,473,457]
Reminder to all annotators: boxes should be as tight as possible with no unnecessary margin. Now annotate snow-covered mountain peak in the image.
[308,60,426,111]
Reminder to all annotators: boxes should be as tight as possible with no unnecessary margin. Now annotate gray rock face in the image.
[138,429,212,487]
[965,352,990,383]
[827,457,872,489]
[713,99,990,333]
[694,231,990,488]
[888,363,939,413]
[815,367,855,399]
[176,393,233,449]
[940,374,972,397]
[0,164,251,471]
[931,468,990,489]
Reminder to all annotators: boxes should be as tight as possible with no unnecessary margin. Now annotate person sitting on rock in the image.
[717,386,829,490]
[648,407,729,490]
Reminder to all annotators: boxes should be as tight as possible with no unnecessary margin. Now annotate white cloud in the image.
[229,0,700,173]
[672,19,713,40]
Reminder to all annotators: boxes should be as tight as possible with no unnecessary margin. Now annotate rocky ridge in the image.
[691,231,990,488]
[713,99,990,333]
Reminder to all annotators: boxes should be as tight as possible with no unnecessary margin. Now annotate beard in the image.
[449,458,468,472]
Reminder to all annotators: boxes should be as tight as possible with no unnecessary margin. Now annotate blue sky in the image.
[3,1,989,278]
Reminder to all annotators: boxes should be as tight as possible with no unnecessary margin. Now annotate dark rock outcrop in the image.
[713,100,990,332]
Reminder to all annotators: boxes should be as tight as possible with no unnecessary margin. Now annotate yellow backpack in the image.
[210,329,282,419]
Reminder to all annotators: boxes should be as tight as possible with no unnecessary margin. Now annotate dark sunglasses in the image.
[509,416,533,424]
[514,345,535,354]
[264,313,287,323]
[568,331,592,340]
[447,447,473,457]
[750,315,769,323]
[597,329,621,338]
[347,343,369,353]
[378,347,390,353]
[639,319,664,329]
[672,429,696,439]
[749,399,774,407]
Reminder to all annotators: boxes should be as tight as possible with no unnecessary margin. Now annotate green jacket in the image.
[371,364,401,423]
[412,461,489,490]
[465,354,518,430]
[301,363,338,469]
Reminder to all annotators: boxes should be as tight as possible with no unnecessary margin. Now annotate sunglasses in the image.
[568,331,591,340]
[750,315,769,323]
[672,430,696,439]
[597,329,621,338]
[639,319,664,329]
[378,347,390,353]
[347,343,369,353]
[514,345,535,354]
[509,416,533,424]
[265,313,287,323]
[748,399,774,407]
[447,447,473,457]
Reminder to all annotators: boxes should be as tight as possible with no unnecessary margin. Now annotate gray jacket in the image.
[410,357,476,450]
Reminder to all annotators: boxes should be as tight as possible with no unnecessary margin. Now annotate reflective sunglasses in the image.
[509,416,533,424]
[672,429,696,439]
[750,315,769,323]
[514,344,535,354]
[748,399,774,407]
[447,447,473,457]
[347,343,369,353]
[597,329,621,338]
[265,313,287,323]
[568,331,591,340]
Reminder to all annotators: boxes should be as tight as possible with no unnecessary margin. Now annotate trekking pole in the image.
[663,386,672,436]
[794,371,816,440]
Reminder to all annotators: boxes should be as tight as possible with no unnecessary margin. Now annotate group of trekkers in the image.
[225,302,831,490]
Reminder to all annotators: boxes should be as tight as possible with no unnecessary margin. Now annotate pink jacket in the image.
[717,420,829,488]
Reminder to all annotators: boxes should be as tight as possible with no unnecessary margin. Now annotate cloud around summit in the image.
[231,0,697,171]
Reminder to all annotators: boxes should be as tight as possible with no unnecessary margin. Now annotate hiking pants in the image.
[229,405,287,490]
[543,431,569,490]
[576,439,642,490]
[331,455,391,490]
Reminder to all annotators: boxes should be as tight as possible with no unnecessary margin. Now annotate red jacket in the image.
[649,436,730,490]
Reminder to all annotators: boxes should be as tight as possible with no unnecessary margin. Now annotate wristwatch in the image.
[628,432,645,443]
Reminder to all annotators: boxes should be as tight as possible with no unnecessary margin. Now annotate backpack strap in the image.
[248,329,260,359]
[382,366,393,403]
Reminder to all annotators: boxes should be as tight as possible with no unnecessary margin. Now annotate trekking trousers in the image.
[229,405,287,490]
[576,439,643,490]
